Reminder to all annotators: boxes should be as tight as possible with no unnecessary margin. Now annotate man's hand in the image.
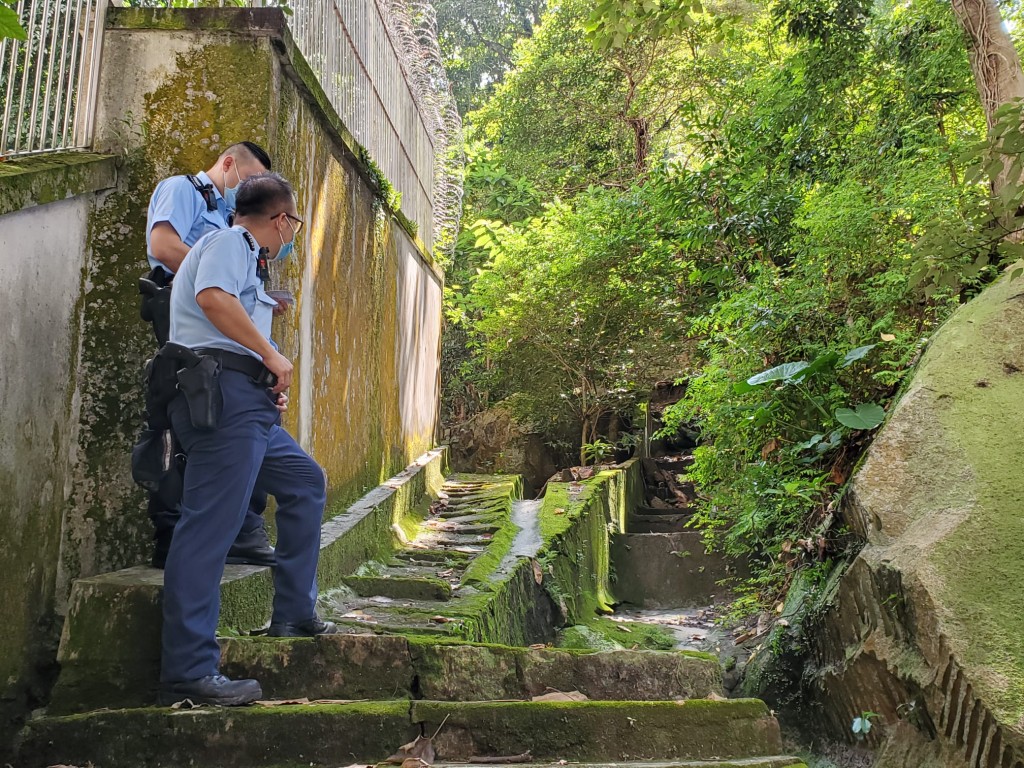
[275,392,289,414]
[263,350,293,394]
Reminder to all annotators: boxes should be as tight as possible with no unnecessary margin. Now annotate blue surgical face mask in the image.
[276,216,296,261]
[223,164,242,212]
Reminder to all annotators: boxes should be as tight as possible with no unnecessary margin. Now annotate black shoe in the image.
[226,525,276,566]
[266,615,340,637]
[151,531,173,570]
[157,674,262,706]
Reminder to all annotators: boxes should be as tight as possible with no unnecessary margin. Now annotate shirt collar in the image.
[196,170,224,201]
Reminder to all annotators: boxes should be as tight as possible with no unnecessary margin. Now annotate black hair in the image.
[222,141,272,171]
[235,172,295,218]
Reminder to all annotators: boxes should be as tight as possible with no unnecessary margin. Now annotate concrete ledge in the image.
[217,634,722,703]
[0,152,116,216]
[49,447,447,714]
[19,699,783,766]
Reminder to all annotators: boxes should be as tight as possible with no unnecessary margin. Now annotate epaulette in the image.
[185,174,218,213]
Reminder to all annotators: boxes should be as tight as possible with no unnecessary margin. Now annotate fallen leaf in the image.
[532,690,589,702]
[880,333,896,341]
[705,692,728,701]
[385,735,436,765]
[532,559,544,585]
[528,643,547,650]
[431,615,452,623]
[760,438,780,459]
[553,508,565,515]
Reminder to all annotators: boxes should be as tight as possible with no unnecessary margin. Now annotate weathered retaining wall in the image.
[785,268,1024,768]
[0,7,441,750]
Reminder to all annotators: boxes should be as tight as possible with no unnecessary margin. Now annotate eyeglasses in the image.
[275,212,304,234]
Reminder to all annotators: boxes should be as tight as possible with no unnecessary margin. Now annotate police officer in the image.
[143,142,277,569]
[158,173,337,708]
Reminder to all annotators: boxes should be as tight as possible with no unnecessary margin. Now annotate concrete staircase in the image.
[612,457,744,609]
[16,457,801,768]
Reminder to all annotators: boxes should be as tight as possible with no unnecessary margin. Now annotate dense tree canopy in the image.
[440,0,1024,608]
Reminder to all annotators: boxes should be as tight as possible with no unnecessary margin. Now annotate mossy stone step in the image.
[343,574,454,601]
[395,548,474,565]
[19,699,783,767]
[217,635,722,703]
[415,700,782,762]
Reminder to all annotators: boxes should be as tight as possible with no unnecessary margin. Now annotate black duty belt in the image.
[193,347,277,388]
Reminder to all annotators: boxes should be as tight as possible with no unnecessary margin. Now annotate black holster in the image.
[176,354,223,431]
[139,267,173,347]
[143,342,200,430]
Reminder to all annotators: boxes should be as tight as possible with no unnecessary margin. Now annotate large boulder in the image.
[801,271,1024,767]
[447,401,560,494]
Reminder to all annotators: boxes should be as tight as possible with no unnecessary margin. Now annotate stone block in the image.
[344,574,453,601]
[410,699,784,761]
[219,634,415,700]
[17,702,415,767]
[611,532,745,608]
[413,642,521,700]
[520,649,723,701]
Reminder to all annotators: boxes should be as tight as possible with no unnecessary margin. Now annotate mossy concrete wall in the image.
[0,6,441,751]
[0,175,110,740]
[65,7,442,590]
[793,268,1024,767]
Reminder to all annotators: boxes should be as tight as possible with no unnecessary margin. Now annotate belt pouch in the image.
[176,355,223,431]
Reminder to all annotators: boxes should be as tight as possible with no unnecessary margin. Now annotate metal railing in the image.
[0,0,460,253]
[0,0,107,157]
[290,0,437,248]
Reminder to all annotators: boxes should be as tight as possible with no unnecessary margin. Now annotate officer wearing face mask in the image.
[158,172,336,708]
[139,142,278,570]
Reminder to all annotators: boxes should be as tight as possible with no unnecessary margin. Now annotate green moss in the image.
[557,617,677,652]
[918,272,1024,724]
[410,699,780,761]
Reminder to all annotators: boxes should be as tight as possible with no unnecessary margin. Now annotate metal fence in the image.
[0,0,458,252]
[290,0,437,248]
[0,0,107,157]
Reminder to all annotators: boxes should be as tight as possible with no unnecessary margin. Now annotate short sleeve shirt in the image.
[169,226,277,360]
[146,170,229,274]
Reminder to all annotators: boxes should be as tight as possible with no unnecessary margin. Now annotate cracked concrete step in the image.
[19,699,785,767]
[218,634,723,702]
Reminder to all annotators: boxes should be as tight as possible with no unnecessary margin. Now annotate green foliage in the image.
[581,438,615,466]
[464,186,689,461]
[441,0,1002,614]
[434,0,545,114]
[0,0,26,41]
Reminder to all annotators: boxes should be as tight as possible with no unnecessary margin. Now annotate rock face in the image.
[804,271,1024,767]
[448,402,560,494]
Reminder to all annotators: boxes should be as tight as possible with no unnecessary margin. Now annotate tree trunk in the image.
[950,0,1024,193]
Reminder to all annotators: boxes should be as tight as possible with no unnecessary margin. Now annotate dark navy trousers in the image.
[161,369,326,683]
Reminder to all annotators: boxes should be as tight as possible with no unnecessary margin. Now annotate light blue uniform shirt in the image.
[146,170,229,274]
[169,226,277,360]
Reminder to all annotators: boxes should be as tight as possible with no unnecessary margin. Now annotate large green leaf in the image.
[0,5,26,41]
[800,351,840,380]
[840,344,876,368]
[835,403,885,430]
[746,361,809,387]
